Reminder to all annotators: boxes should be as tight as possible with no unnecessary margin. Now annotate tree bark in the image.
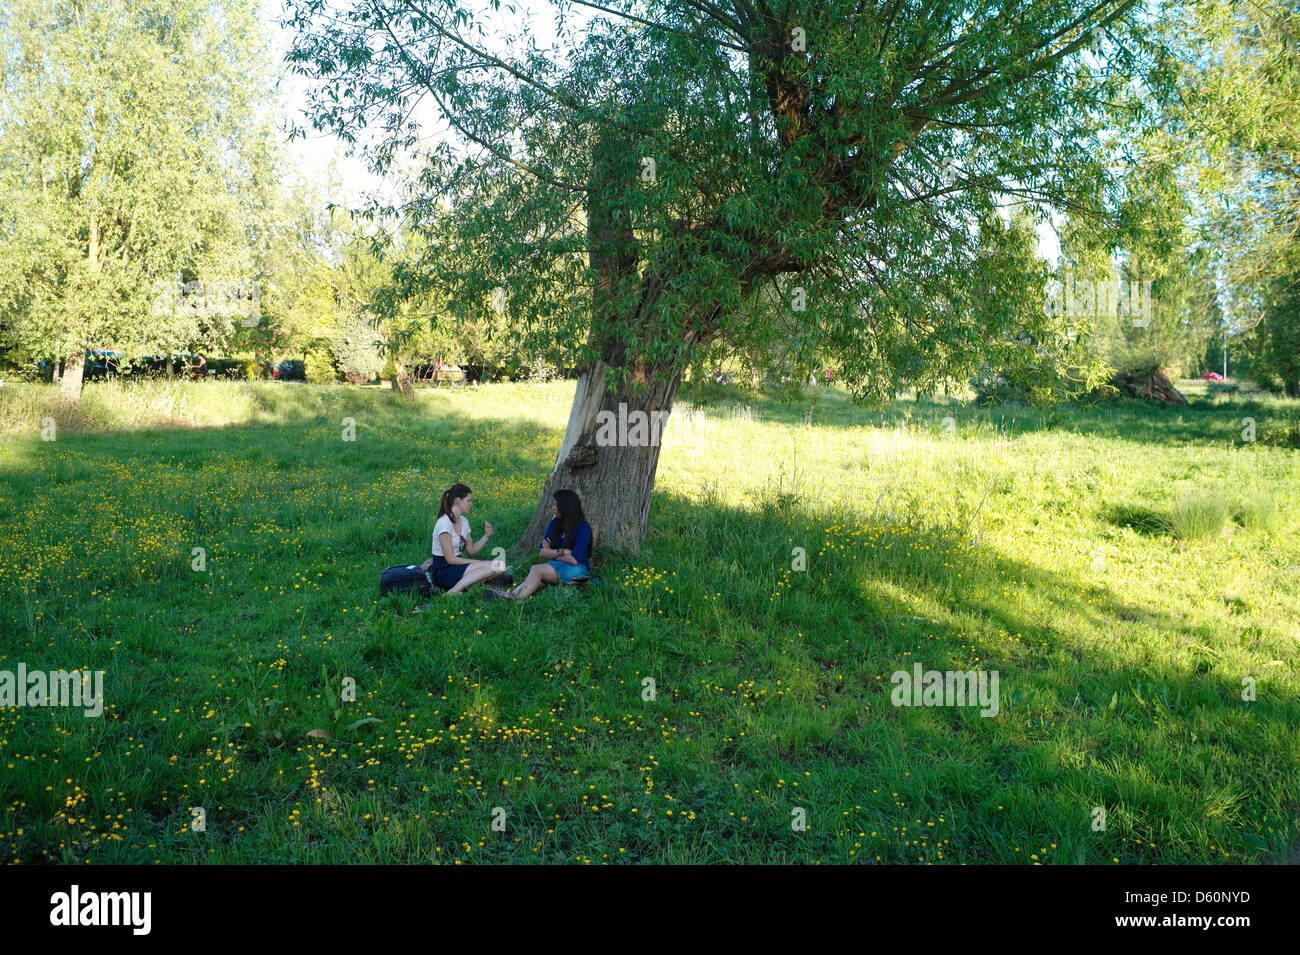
[512,101,812,555]
[1108,368,1188,405]
[61,220,101,402]
[59,349,85,400]
[1285,379,1299,398]
[514,358,683,556]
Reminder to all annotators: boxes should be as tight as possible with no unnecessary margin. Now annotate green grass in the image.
[1234,493,1280,531]
[1,377,1298,864]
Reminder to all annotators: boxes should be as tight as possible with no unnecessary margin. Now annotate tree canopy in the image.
[286,1,1172,401]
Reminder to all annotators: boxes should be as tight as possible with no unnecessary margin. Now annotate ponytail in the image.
[438,483,472,520]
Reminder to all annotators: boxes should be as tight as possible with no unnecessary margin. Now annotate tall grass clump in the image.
[1165,489,1231,540]
[1234,492,1279,531]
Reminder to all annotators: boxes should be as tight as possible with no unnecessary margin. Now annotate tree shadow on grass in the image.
[617,492,1299,862]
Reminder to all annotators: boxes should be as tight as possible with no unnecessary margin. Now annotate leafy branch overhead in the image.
[284,0,1168,400]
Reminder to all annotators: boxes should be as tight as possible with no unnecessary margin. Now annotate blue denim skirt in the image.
[547,560,589,583]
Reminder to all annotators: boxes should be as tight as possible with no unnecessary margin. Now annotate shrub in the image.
[1259,418,1300,449]
[973,372,1034,407]
[526,355,558,383]
[305,347,337,384]
[331,318,383,385]
[209,358,248,380]
[274,359,305,381]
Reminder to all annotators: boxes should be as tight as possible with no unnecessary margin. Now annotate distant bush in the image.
[526,355,559,383]
[305,346,337,384]
[970,364,1075,406]
[208,358,248,380]
[972,372,1034,406]
[331,318,383,385]
[273,359,305,381]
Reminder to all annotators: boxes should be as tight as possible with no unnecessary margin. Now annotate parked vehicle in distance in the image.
[1202,372,1225,381]
[86,349,123,378]
[271,359,305,381]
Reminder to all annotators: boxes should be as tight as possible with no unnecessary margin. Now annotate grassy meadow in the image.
[1,376,1298,864]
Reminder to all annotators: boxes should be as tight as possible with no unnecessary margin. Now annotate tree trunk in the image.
[513,118,706,556]
[1108,368,1188,405]
[60,349,85,401]
[166,355,174,379]
[515,119,673,556]
[514,358,683,556]
[391,357,415,399]
[1286,380,1299,399]
[61,219,100,402]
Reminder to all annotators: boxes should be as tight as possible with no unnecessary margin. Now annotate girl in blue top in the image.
[494,488,591,601]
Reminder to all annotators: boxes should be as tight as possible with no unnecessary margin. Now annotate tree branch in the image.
[567,0,747,50]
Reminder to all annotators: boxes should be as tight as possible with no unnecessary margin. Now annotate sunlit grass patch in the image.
[1233,492,1279,531]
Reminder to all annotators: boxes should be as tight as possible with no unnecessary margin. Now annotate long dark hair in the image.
[552,488,587,550]
[438,483,472,522]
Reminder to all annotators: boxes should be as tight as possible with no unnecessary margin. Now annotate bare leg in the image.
[445,562,500,595]
[511,563,559,600]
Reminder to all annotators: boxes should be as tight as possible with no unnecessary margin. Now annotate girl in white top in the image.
[421,482,501,595]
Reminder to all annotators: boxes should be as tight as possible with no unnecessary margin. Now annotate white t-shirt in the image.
[432,514,471,558]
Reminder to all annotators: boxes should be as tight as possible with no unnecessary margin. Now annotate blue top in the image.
[542,518,592,567]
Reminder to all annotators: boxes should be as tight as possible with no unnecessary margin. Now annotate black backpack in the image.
[380,564,434,597]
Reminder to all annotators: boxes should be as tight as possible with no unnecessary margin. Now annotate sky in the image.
[260,0,590,208]
[261,0,1061,263]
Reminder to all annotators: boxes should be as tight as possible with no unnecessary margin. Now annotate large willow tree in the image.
[0,0,281,399]
[286,0,1168,552]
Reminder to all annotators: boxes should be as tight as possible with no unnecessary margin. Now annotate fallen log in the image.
[1107,369,1188,405]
